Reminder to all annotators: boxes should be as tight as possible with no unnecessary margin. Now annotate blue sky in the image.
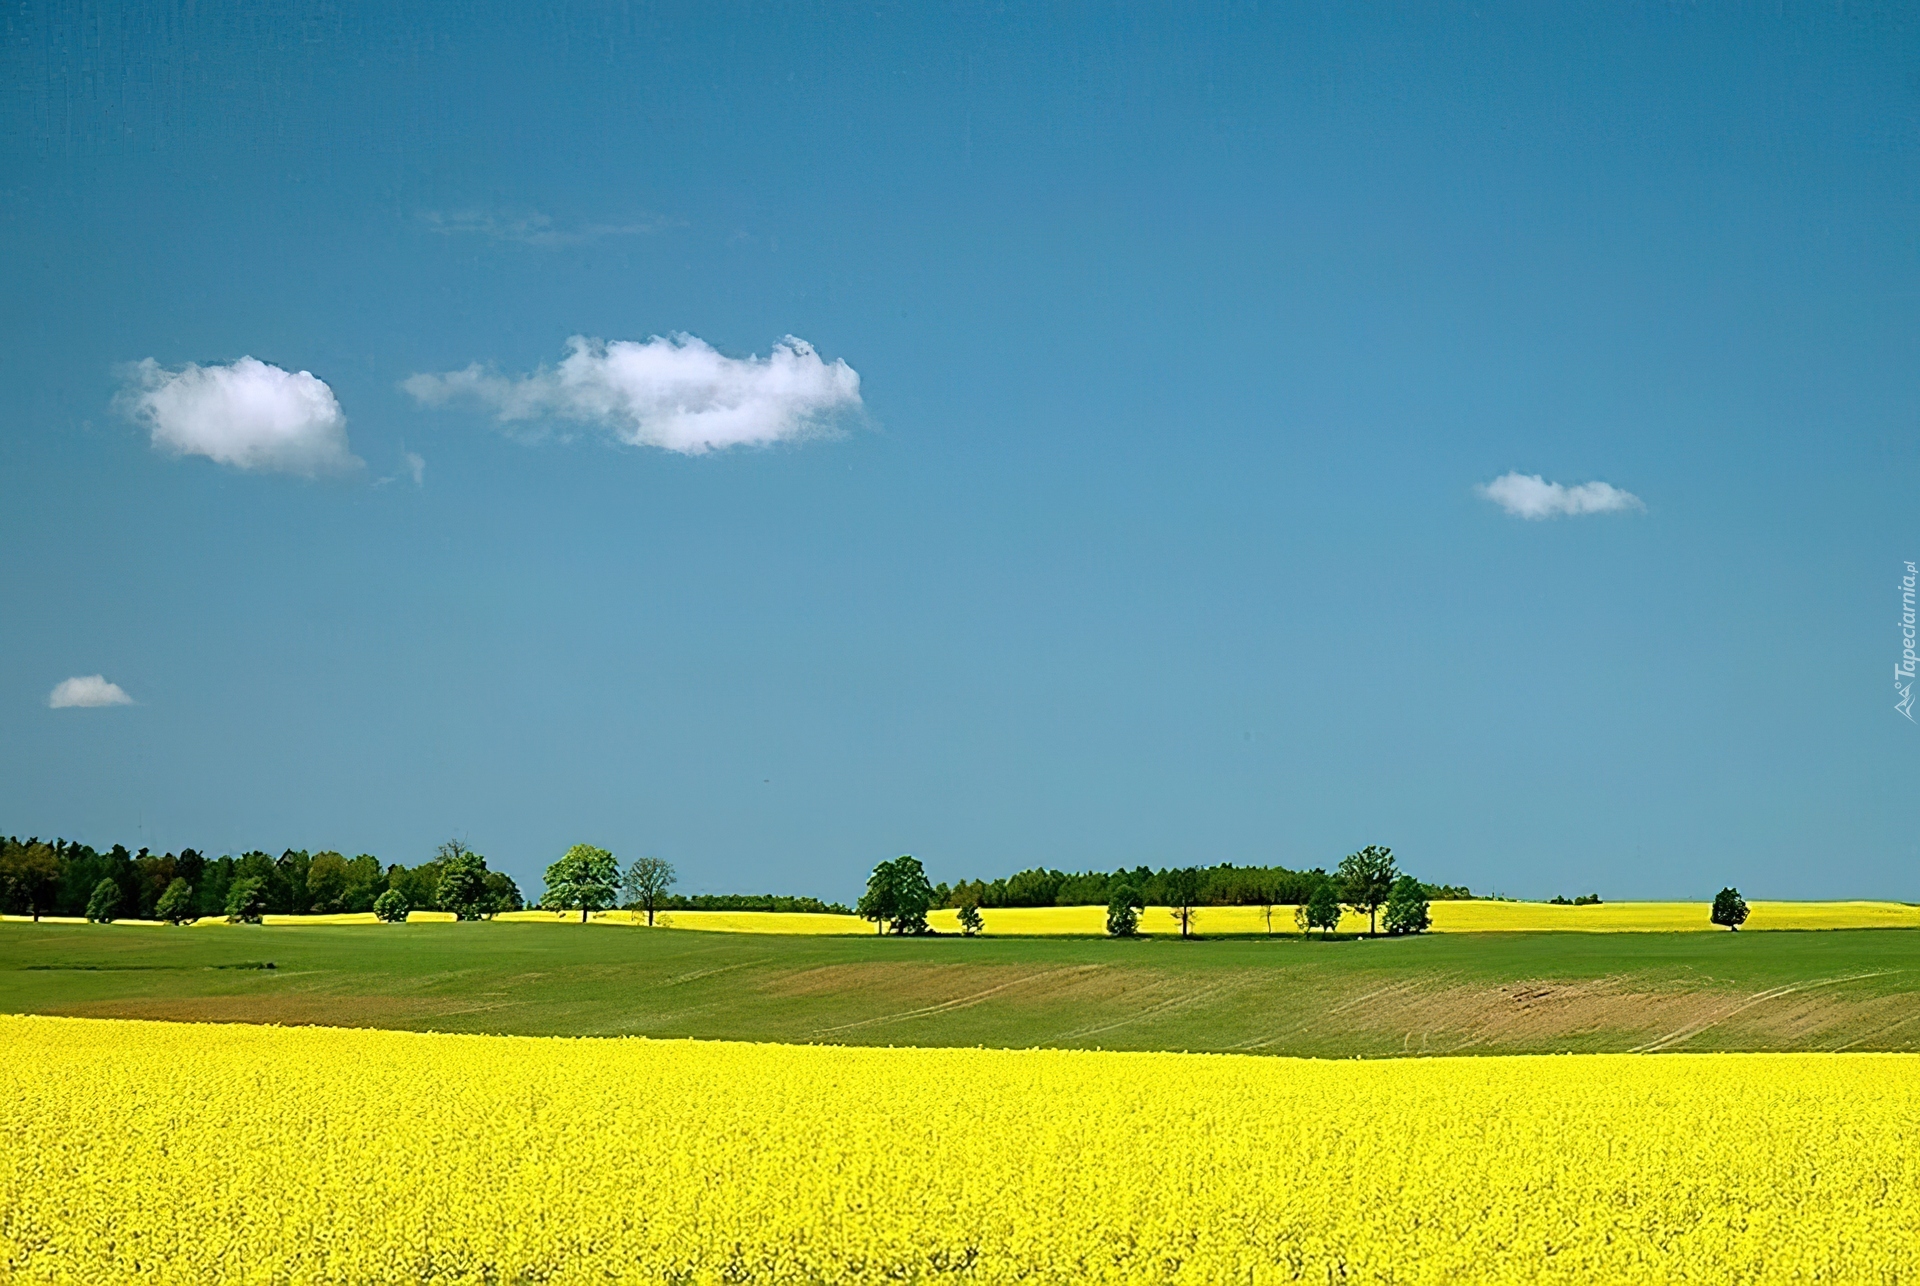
[2,3,1916,901]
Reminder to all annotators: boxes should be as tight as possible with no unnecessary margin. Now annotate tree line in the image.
[0,836,523,924]
[935,859,1472,913]
[855,846,1444,939]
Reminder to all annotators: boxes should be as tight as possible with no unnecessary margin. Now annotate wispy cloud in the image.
[1478,472,1644,520]
[49,675,134,708]
[418,209,678,248]
[375,449,427,488]
[405,333,863,455]
[116,357,361,477]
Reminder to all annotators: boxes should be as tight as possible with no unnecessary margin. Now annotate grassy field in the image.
[4,918,1918,1056]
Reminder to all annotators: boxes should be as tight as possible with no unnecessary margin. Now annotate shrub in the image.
[1383,875,1431,936]
[373,890,410,923]
[1297,877,1342,938]
[225,879,267,924]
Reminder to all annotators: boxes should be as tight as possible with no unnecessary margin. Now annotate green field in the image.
[4,920,1919,1056]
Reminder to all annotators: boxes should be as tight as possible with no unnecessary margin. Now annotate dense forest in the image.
[0,836,522,921]
[935,863,1473,909]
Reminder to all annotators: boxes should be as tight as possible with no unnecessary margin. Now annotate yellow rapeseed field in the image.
[507,899,1920,936]
[3,1015,1918,1284]
[11,899,1915,935]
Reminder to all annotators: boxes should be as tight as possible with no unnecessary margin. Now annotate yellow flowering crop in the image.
[3,1015,1918,1284]
[482,899,1920,936]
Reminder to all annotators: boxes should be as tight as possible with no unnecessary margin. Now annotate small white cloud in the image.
[117,357,361,477]
[49,675,134,708]
[1478,472,1644,520]
[377,449,427,488]
[418,210,676,248]
[406,333,863,455]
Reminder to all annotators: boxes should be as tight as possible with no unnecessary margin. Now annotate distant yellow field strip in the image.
[493,900,1920,935]
[9,900,1916,934]
[2,1015,1916,1284]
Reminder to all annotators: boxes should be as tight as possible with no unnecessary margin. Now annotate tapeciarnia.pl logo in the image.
[1899,561,1916,722]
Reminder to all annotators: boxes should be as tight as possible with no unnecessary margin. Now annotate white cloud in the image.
[1478,472,1644,520]
[405,333,863,455]
[48,675,134,708]
[118,357,361,476]
[418,210,676,247]
[376,449,427,488]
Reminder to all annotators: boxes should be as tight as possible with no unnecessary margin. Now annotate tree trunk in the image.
[580,906,588,923]
[646,904,654,926]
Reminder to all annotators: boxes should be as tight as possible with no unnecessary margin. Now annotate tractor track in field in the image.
[811,966,1109,1035]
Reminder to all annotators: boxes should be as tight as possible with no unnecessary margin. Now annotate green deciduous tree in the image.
[85,877,121,924]
[542,845,620,922]
[304,852,350,913]
[373,889,410,923]
[1383,875,1431,936]
[482,870,524,916]
[1337,845,1399,936]
[155,878,196,925]
[956,902,984,936]
[1106,882,1143,937]
[1164,867,1201,938]
[1297,875,1342,938]
[225,878,267,924]
[435,845,492,921]
[0,840,63,921]
[857,856,934,935]
[1711,887,1750,931]
[620,856,678,926]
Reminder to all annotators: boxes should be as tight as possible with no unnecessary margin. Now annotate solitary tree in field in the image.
[85,877,121,924]
[1164,867,1202,938]
[956,900,984,936]
[857,856,935,935]
[155,878,196,926]
[225,878,267,924]
[1337,846,1399,936]
[541,845,621,922]
[1106,882,1143,937]
[1711,887,1750,931]
[373,889,410,923]
[1382,875,1431,936]
[1298,875,1342,939]
[1258,881,1280,936]
[621,857,678,926]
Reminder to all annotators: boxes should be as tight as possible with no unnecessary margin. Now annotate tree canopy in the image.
[541,845,621,922]
[1298,876,1342,938]
[857,856,934,935]
[1337,846,1399,936]
[620,857,678,926]
[1383,875,1431,936]
[1711,887,1750,931]
[154,878,195,925]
